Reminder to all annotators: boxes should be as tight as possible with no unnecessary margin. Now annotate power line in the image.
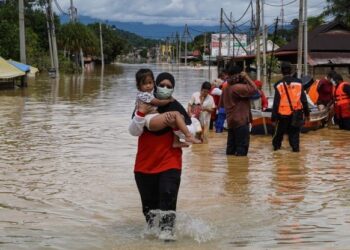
[223,1,252,25]
[53,0,69,15]
[264,0,297,7]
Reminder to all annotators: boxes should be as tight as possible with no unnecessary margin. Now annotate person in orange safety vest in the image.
[271,62,310,152]
[333,73,350,130]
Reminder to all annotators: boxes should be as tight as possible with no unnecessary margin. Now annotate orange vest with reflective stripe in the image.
[307,79,320,104]
[334,82,350,119]
[276,82,303,115]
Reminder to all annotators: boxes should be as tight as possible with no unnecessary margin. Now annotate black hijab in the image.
[155,72,191,126]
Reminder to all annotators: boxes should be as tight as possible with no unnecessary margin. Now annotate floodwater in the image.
[0,63,350,250]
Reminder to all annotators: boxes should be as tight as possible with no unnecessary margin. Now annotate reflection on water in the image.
[0,63,350,249]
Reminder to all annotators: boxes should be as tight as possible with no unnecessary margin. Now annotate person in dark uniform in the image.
[271,62,310,152]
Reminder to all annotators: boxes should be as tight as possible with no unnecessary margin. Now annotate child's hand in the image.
[137,102,154,115]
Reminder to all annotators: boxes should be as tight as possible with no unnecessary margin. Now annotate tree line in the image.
[0,0,347,71]
[0,0,159,72]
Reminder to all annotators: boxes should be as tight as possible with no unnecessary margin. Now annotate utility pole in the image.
[175,32,179,64]
[203,32,207,56]
[45,8,54,68]
[171,33,175,63]
[297,0,304,78]
[69,0,77,22]
[219,8,223,57]
[49,0,59,76]
[303,0,308,75]
[99,22,104,68]
[184,24,188,66]
[281,0,284,30]
[166,36,170,63]
[69,0,84,72]
[18,0,26,63]
[262,0,267,85]
[178,34,182,65]
[268,17,279,93]
[256,0,261,80]
[227,12,232,57]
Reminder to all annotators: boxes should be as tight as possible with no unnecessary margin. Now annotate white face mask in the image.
[156,86,174,99]
[331,79,336,85]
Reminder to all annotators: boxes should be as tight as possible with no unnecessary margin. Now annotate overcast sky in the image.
[55,0,329,26]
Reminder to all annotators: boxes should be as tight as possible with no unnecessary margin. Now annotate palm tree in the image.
[59,22,98,68]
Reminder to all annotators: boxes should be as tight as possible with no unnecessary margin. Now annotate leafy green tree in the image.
[88,23,129,63]
[324,0,350,26]
[0,21,19,59]
[59,22,98,66]
[308,15,325,31]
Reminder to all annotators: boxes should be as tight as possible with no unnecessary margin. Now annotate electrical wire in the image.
[223,0,252,24]
[264,0,297,7]
[53,0,69,15]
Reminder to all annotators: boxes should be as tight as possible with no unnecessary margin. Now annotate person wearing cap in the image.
[271,62,310,152]
[129,71,199,241]
[219,64,258,156]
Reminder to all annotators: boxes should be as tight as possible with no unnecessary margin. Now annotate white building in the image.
[246,40,280,54]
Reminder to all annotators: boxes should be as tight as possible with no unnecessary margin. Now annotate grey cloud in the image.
[57,0,328,26]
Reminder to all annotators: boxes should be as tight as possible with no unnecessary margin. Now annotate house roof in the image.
[308,52,350,66]
[8,59,38,76]
[0,56,25,79]
[8,59,31,72]
[277,21,350,52]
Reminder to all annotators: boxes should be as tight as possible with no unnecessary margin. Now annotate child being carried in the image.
[135,69,202,147]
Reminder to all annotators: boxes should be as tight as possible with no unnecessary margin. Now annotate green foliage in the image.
[324,0,350,26]
[59,22,98,54]
[308,15,325,31]
[191,33,211,54]
[87,23,129,63]
[139,48,148,58]
[0,20,19,59]
[0,0,156,72]
[110,25,159,48]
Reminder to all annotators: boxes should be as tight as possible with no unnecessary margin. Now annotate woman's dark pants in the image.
[135,169,181,231]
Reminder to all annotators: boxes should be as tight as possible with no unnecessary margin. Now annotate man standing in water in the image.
[219,64,258,156]
[271,62,310,152]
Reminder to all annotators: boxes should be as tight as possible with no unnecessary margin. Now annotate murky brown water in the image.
[1,63,350,249]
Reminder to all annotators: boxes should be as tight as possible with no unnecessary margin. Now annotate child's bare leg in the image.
[165,111,201,144]
[149,111,201,144]
[148,113,173,131]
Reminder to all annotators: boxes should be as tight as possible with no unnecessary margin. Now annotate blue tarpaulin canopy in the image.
[8,59,31,73]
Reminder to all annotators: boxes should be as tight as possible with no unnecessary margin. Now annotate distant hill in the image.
[60,15,222,40]
[60,15,285,46]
